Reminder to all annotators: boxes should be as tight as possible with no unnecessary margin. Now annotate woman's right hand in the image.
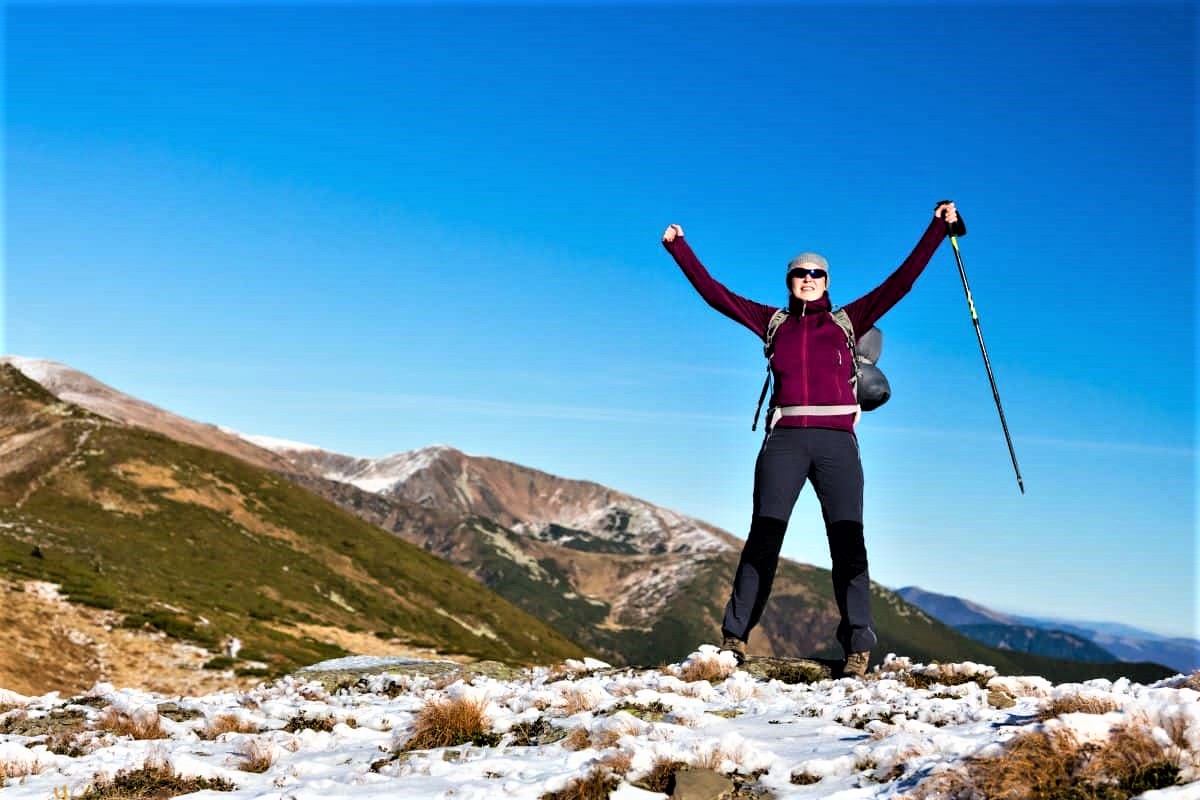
[662,224,684,243]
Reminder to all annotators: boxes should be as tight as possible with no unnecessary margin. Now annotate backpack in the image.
[750,308,891,431]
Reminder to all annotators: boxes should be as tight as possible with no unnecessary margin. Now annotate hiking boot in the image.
[843,651,870,678]
[721,635,748,665]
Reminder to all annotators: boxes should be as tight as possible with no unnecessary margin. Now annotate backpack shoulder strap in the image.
[763,308,789,357]
[830,307,855,354]
[752,309,788,431]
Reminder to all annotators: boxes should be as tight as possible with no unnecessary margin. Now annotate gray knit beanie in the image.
[786,252,830,286]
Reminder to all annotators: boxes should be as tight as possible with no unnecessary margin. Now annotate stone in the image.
[672,768,734,800]
[742,657,831,684]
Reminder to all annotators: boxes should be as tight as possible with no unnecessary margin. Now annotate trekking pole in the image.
[940,205,1025,494]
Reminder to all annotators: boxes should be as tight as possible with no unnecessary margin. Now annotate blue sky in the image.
[5,3,1196,640]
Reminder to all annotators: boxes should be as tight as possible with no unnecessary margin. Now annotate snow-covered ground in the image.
[1,650,1197,799]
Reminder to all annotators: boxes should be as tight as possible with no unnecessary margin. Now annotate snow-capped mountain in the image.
[254,438,738,559]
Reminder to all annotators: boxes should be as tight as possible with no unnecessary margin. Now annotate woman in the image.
[661,202,959,677]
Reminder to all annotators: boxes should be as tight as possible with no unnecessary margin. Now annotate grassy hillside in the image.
[0,365,586,677]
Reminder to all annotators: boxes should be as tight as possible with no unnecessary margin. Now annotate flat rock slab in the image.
[741,657,832,684]
[673,768,734,800]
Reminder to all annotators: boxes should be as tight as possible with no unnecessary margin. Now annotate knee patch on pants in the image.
[827,520,868,574]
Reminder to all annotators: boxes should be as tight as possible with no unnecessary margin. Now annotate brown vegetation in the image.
[539,766,620,800]
[680,658,734,684]
[0,757,47,781]
[96,708,168,740]
[1038,694,1121,721]
[74,755,236,799]
[281,714,337,733]
[199,713,261,740]
[563,727,593,751]
[600,751,632,776]
[400,695,497,751]
[563,687,601,715]
[790,769,822,785]
[236,738,275,773]
[897,664,992,690]
[912,720,1182,800]
[637,758,687,792]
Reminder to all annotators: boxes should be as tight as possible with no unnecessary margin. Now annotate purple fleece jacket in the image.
[663,217,948,433]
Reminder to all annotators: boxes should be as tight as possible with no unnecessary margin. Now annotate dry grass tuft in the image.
[790,768,822,785]
[281,714,337,734]
[45,730,90,757]
[1083,719,1183,793]
[1038,694,1121,721]
[0,710,30,735]
[400,696,498,751]
[236,738,274,773]
[0,757,47,781]
[563,727,593,751]
[680,658,734,684]
[96,708,168,740]
[563,688,601,715]
[636,758,686,793]
[591,728,622,749]
[913,720,1183,800]
[200,713,261,740]
[75,754,235,799]
[539,766,620,800]
[897,663,992,690]
[600,750,633,776]
[695,745,735,772]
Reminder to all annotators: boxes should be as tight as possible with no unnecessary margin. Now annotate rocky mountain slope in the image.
[0,363,584,695]
[2,357,1176,685]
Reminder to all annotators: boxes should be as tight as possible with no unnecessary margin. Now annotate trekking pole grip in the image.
[936,199,967,237]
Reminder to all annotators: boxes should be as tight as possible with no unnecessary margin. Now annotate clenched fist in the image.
[662,224,684,243]
[934,202,959,225]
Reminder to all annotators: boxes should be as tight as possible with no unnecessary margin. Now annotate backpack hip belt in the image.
[768,404,861,430]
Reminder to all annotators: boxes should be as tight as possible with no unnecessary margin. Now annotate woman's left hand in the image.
[935,201,959,225]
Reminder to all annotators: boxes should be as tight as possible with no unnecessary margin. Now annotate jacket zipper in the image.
[800,302,808,411]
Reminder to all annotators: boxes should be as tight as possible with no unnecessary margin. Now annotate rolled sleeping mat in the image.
[856,326,883,364]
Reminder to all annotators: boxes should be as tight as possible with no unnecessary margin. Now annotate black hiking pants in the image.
[720,426,878,655]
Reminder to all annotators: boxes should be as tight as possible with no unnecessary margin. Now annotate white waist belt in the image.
[770,405,861,429]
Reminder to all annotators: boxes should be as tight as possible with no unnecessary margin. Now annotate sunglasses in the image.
[788,267,827,281]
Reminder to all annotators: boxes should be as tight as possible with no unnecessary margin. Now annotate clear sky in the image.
[5,2,1196,639]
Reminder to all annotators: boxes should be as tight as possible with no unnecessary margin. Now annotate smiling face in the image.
[788,265,828,302]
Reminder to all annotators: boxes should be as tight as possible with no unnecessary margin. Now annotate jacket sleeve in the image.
[842,217,948,333]
[663,236,774,338]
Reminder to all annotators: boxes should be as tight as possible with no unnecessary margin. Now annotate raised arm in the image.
[661,224,774,338]
[841,203,956,333]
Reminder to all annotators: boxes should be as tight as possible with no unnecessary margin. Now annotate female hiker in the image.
[660,202,959,677]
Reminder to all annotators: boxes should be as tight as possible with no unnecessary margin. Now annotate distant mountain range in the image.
[0,356,1181,694]
[895,586,1199,674]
